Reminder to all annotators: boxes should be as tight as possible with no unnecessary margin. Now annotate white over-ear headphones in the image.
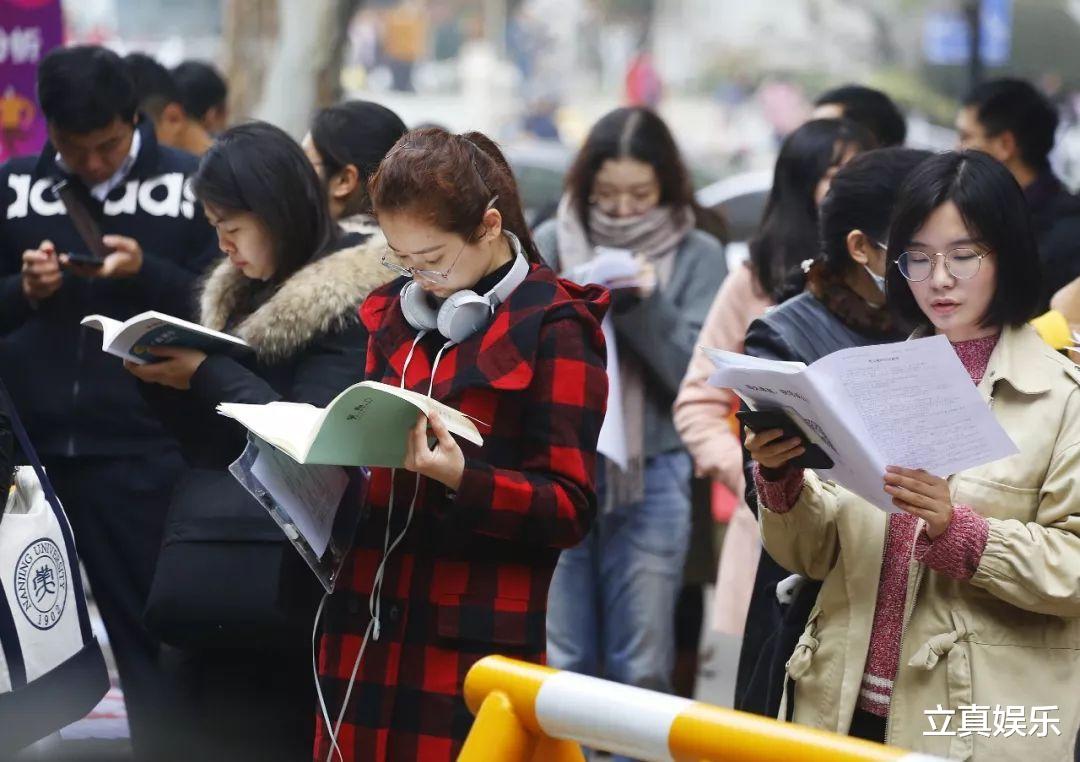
[400,231,530,343]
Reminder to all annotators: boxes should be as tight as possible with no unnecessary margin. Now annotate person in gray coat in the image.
[535,107,726,734]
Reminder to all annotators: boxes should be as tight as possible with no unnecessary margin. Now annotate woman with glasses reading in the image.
[735,147,930,721]
[314,128,609,762]
[745,150,1080,758]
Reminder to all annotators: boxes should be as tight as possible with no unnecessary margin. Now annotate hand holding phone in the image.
[52,180,142,278]
[52,180,111,269]
[737,408,835,470]
[62,235,143,279]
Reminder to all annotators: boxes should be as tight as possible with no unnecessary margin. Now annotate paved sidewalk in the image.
[15,600,132,761]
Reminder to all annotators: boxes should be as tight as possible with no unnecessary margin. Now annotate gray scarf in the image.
[555,195,694,508]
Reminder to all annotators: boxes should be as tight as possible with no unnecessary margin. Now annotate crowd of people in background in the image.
[6,42,1080,762]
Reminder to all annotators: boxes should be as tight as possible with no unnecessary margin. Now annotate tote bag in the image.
[0,380,109,755]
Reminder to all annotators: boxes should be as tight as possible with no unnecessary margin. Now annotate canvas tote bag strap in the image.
[0,377,94,644]
[0,570,27,689]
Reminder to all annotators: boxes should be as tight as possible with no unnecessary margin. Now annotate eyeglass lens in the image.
[897,248,983,282]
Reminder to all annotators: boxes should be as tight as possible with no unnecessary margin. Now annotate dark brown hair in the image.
[885,150,1042,328]
[751,118,874,300]
[368,127,542,263]
[562,106,728,243]
[310,100,407,216]
[193,121,334,285]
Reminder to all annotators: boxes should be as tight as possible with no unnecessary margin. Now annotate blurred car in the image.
[696,169,772,269]
[503,140,572,228]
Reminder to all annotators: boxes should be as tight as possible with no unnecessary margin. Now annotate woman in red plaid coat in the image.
[313,127,610,762]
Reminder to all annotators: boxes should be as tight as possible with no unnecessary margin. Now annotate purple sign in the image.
[0,0,63,163]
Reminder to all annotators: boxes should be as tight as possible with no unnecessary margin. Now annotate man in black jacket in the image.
[957,78,1080,307]
[0,46,218,757]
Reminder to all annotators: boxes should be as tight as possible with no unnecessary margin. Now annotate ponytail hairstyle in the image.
[368,127,543,264]
[309,100,408,216]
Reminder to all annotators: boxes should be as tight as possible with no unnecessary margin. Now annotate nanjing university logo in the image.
[14,538,68,630]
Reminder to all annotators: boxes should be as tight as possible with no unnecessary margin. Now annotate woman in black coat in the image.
[735,147,930,718]
[127,122,392,760]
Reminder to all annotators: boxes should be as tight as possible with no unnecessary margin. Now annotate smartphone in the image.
[52,180,111,267]
[736,408,835,470]
[64,252,106,268]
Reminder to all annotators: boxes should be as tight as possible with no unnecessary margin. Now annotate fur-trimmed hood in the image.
[198,229,392,362]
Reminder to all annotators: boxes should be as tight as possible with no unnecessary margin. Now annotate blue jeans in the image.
[546,451,693,755]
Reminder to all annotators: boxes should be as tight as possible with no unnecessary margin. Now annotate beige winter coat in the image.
[760,323,1080,761]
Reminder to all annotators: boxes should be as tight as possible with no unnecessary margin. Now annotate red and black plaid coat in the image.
[314,263,609,762]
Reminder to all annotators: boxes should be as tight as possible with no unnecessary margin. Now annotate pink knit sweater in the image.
[755,334,997,717]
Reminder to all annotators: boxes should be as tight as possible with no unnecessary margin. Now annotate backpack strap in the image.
[0,378,94,645]
[0,575,27,689]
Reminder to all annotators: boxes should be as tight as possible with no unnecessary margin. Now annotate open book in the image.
[217,380,484,468]
[82,311,251,364]
[705,335,1018,512]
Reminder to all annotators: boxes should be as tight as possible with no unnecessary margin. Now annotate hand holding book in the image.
[82,311,251,365]
[124,347,208,390]
[217,380,483,469]
[882,466,953,537]
[403,411,464,490]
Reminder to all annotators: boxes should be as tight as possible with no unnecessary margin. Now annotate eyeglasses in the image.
[380,195,499,282]
[382,238,468,282]
[895,248,989,282]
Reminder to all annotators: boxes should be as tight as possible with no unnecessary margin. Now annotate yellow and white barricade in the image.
[460,656,943,762]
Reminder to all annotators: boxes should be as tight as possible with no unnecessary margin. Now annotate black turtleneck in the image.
[471,258,515,296]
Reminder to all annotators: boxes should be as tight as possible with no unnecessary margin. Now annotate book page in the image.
[219,383,483,468]
[812,335,1018,479]
[229,439,367,593]
[80,315,123,349]
[706,338,1018,513]
[705,346,887,510]
[349,382,483,446]
[596,316,627,470]
[84,311,250,364]
[248,437,348,558]
[217,401,323,461]
[702,346,806,375]
[303,383,470,467]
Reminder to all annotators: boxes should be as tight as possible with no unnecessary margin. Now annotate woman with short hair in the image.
[747,150,1080,758]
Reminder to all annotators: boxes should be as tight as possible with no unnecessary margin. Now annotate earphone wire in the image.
[316,330,455,762]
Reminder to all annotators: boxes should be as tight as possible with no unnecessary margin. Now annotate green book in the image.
[217,381,484,467]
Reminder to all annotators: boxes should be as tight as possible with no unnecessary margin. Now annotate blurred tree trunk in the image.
[222,0,362,137]
[222,0,278,125]
[317,0,364,109]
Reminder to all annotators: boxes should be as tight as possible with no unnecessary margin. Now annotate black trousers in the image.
[45,450,185,761]
[170,644,316,761]
[850,709,887,743]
